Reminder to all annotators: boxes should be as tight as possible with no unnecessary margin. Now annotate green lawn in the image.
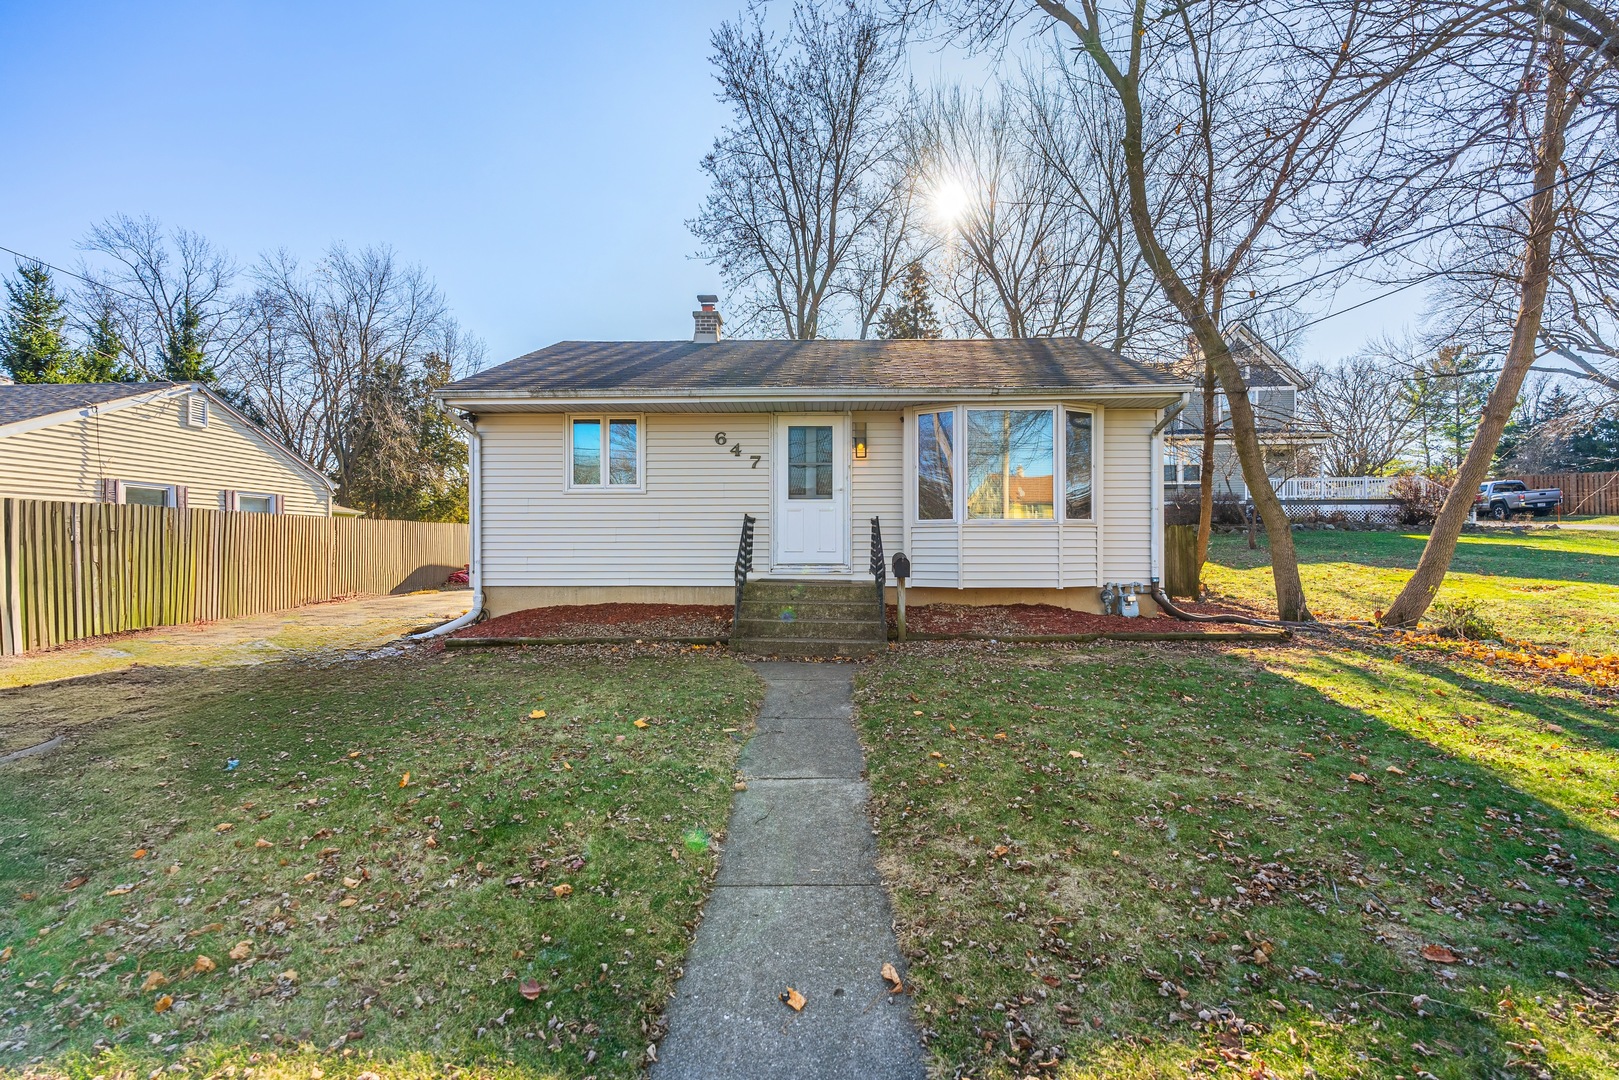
[857,642,1619,1079]
[0,648,761,1079]
[1204,529,1619,653]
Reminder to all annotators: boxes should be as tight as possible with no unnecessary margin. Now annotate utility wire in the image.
[0,243,150,306]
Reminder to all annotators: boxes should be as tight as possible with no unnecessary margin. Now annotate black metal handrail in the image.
[732,513,756,636]
[869,516,885,625]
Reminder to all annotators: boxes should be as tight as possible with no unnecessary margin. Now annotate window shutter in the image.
[221,489,238,512]
[174,485,189,512]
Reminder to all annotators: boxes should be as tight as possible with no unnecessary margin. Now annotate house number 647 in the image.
[713,432,762,468]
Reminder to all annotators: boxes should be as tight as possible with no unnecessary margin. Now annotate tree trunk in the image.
[1381,32,1572,627]
[1193,358,1218,591]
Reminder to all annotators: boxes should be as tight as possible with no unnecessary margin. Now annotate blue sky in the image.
[0,1,1418,370]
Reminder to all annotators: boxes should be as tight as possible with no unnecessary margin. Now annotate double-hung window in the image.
[568,416,642,490]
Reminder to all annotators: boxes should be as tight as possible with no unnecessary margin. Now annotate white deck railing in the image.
[1271,476,1443,501]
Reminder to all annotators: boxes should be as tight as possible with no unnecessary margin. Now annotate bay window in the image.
[966,409,1055,520]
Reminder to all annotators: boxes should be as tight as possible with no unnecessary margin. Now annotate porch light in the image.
[853,421,868,459]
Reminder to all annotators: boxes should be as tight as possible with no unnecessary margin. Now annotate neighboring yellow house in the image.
[0,381,334,515]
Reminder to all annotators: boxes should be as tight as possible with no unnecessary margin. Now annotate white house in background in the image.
[0,381,335,515]
[436,297,1194,621]
[1162,324,1330,500]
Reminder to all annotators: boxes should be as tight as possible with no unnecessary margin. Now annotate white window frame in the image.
[236,491,278,514]
[908,404,1101,526]
[1062,407,1096,523]
[564,413,646,493]
[121,481,177,507]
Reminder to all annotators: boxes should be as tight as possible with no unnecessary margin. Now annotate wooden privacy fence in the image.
[0,498,468,656]
[1516,472,1619,516]
[1163,524,1200,599]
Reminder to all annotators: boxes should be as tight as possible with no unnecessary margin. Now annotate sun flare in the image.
[927,176,972,229]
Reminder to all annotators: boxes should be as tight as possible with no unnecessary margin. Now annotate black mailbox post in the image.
[891,552,910,641]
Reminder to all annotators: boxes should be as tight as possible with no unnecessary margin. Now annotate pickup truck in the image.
[1475,479,1562,520]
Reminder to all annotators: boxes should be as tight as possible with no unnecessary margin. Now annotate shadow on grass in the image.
[858,646,1619,1078]
[1213,529,1619,588]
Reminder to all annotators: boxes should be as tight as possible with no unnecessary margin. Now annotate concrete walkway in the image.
[653,662,926,1080]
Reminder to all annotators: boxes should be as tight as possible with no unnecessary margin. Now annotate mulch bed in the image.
[450,603,732,641]
[894,602,1259,636]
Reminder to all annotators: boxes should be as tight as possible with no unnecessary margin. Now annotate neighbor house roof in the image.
[441,339,1189,402]
[0,382,179,427]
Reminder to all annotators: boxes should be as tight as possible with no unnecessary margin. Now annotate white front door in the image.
[773,415,848,567]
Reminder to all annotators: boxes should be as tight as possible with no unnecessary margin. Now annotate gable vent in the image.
[185,395,209,428]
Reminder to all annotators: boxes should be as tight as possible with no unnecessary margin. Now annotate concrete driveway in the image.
[0,590,469,693]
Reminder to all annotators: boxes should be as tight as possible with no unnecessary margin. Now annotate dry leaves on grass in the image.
[1421,945,1462,964]
[1402,632,1619,688]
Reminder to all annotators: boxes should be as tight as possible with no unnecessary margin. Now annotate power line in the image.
[0,243,149,306]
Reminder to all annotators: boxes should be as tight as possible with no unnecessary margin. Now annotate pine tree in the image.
[162,297,214,381]
[0,261,75,383]
[75,311,133,382]
[875,261,942,340]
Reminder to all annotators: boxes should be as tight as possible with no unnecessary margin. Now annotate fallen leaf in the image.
[348,751,362,758]
[63,876,89,891]
[399,772,410,788]
[552,883,573,898]
[279,969,299,983]
[994,732,1008,740]
[105,884,136,896]
[881,963,903,992]
[1420,945,1461,964]
[1068,750,1084,758]
[141,970,168,992]
[214,822,234,833]
[0,947,11,963]
[343,876,361,889]
[1348,773,1370,785]
[991,845,1010,858]
[1386,765,1407,776]
[193,955,216,973]
[530,710,546,719]
[19,892,36,901]
[228,940,254,961]
[132,849,148,859]
[519,977,543,1001]
[153,994,173,1013]
[166,864,180,875]
[634,718,649,729]
[425,836,438,849]
[781,987,806,1011]
[255,838,274,849]
[733,781,748,791]
[338,897,358,908]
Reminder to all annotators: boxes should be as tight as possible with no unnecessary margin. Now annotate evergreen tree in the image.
[161,297,214,381]
[875,261,942,340]
[0,261,76,383]
[74,311,134,382]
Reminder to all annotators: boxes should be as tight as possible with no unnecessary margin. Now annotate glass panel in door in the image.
[787,425,834,499]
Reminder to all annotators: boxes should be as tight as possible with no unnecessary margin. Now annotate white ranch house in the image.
[438,299,1194,648]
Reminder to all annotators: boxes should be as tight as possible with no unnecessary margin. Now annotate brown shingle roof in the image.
[443,339,1180,395]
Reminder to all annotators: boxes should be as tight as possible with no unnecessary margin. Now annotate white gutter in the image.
[437,383,1197,408]
[413,415,483,639]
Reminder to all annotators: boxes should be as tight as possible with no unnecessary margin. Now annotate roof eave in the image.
[436,384,1196,408]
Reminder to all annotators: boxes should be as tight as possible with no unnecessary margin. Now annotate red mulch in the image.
[451,603,731,640]
[895,602,1256,636]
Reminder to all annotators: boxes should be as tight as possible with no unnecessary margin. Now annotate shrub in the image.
[1426,599,1499,641]
[1389,473,1448,527]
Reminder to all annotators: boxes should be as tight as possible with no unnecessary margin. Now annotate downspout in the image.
[413,414,484,639]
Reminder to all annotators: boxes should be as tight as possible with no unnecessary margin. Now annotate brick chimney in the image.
[693,294,723,342]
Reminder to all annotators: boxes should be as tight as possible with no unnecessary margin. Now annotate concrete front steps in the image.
[730,579,887,657]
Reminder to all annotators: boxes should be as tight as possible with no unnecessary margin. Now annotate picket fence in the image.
[0,498,468,655]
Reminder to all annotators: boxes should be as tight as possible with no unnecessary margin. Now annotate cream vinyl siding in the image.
[908,524,961,588]
[1060,527,1099,588]
[1100,408,1154,580]
[0,394,330,514]
[479,412,773,586]
[962,522,1061,588]
[849,412,903,563]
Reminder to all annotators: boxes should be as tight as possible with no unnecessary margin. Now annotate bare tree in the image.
[242,245,483,518]
[1356,7,1613,625]
[1301,341,1420,475]
[691,0,912,338]
[80,214,248,381]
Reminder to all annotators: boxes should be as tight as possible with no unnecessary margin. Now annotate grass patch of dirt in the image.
[0,647,762,1079]
[856,640,1619,1079]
